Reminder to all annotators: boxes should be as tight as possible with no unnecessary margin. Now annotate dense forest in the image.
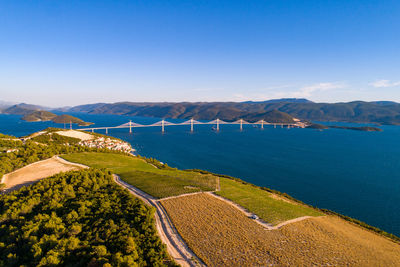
[30,133,81,145]
[0,168,173,266]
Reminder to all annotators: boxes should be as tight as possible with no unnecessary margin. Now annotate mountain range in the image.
[2,99,400,125]
[67,100,400,125]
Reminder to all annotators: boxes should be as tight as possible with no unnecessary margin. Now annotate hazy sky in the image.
[1,0,400,107]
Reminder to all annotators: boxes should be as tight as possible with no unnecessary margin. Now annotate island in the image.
[307,123,382,132]
[51,114,93,126]
[22,110,93,126]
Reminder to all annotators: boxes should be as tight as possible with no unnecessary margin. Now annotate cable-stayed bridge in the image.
[76,119,305,134]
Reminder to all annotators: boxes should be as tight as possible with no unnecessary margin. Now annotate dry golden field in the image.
[2,157,83,192]
[161,193,400,267]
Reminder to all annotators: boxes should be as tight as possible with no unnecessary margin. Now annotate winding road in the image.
[113,175,205,267]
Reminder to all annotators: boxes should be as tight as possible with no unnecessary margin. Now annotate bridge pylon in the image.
[261,120,264,129]
[216,118,220,131]
[162,119,165,133]
[190,118,194,132]
[240,119,243,131]
[129,120,133,133]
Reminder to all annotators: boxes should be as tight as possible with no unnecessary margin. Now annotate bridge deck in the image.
[76,119,303,131]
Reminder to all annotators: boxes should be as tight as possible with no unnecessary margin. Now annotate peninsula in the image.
[307,123,383,132]
[0,129,399,266]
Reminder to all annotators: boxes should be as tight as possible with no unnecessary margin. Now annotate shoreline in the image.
[1,117,399,238]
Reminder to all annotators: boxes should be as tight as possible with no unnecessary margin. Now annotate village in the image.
[78,137,134,153]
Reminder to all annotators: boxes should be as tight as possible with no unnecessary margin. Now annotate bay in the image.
[1,113,399,237]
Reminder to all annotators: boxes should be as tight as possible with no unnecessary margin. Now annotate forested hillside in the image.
[0,169,172,266]
[65,99,400,124]
[68,102,298,123]
[5,99,400,124]
[68,100,400,125]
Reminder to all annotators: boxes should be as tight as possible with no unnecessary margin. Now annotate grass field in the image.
[216,177,323,225]
[161,193,400,267]
[62,152,217,198]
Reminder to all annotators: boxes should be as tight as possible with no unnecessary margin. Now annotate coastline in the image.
[1,114,399,237]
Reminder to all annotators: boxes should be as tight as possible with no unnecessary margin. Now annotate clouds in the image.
[230,82,347,102]
[291,82,346,98]
[370,80,400,88]
[268,82,346,99]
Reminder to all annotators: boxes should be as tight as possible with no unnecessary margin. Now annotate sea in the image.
[1,112,399,237]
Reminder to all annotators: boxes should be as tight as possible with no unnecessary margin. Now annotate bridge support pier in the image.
[129,120,132,134]
[261,120,264,129]
[274,124,276,128]
[216,118,220,131]
[106,128,108,134]
[240,119,243,131]
[92,129,94,133]
[162,119,165,133]
[190,118,194,132]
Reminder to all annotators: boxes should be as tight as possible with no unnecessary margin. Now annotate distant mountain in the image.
[69,102,299,122]
[68,100,400,125]
[371,101,398,106]
[52,106,73,112]
[243,98,313,104]
[0,100,16,110]
[2,103,44,115]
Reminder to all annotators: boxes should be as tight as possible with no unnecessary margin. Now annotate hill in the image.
[21,110,57,122]
[69,102,299,123]
[63,152,400,266]
[2,103,43,115]
[18,110,93,126]
[68,100,400,125]
[52,114,93,126]
[0,100,15,110]
[0,169,171,266]
[242,109,296,123]
[1,130,399,265]
[244,98,314,104]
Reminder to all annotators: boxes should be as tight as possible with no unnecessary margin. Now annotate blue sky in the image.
[1,0,399,106]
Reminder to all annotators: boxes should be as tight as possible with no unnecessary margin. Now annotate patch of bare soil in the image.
[56,130,94,141]
[2,156,85,192]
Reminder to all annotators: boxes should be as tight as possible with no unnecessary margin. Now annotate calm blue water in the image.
[1,113,399,237]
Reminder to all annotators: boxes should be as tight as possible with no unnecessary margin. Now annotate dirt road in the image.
[113,175,204,267]
[208,192,315,230]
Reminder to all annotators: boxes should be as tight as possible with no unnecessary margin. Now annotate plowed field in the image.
[161,193,400,267]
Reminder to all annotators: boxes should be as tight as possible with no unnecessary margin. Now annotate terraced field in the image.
[62,153,218,198]
[216,177,323,225]
[161,193,400,267]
